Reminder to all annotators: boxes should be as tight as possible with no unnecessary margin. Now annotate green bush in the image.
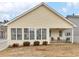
[42,41,48,45]
[12,43,19,47]
[23,42,30,46]
[34,41,40,46]
[51,37,54,41]
[57,37,60,41]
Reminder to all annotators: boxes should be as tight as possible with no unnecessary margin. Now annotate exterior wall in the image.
[64,29,72,42]
[7,5,73,45]
[73,28,79,43]
[64,28,79,43]
[66,16,79,43]
[51,29,59,39]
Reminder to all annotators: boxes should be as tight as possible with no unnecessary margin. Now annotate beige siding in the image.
[51,30,59,39]
[8,6,73,28]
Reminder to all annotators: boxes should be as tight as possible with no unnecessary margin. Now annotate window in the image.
[11,28,47,40]
[11,28,16,40]
[0,31,5,39]
[36,28,47,40]
[59,31,62,37]
[30,28,35,40]
[66,32,71,36]
[42,28,47,39]
[49,30,51,37]
[37,29,41,40]
[24,28,29,40]
[17,28,22,40]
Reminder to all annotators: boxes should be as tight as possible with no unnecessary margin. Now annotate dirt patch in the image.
[0,43,79,57]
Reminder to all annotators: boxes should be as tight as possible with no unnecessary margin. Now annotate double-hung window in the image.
[24,28,29,40]
[11,28,16,40]
[42,28,47,39]
[37,29,41,40]
[36,28,47,40]
[17,28,22,40]
[59,31,62,37]
[0,31,5,39]
[30,28,35,40]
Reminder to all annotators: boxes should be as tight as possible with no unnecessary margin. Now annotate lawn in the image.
[0,43,79,57]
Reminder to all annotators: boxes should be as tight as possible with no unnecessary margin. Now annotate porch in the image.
[49,28,74,43]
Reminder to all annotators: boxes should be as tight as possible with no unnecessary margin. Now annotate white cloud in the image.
[0,2,38,12]
[0,1,41,21]
[0,13,11,21]
[0,2,13,12]
[60,2,79,15]
[67,2,79,8]
[61,8,68,13]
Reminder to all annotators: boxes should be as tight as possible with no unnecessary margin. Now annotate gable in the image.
[7,4,74,28]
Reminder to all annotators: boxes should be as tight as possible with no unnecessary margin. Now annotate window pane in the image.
[37,29,41,40]
[0,32,5,39]
[69,33,70,36]
[11,28,16,33]
[24,28,28,33]
[24,28,29,40]
[11,28,16,40]
[12,34,16,40]
[30,28,34,40]
[59,31,62,37]
[42,28,47,39]
[66,32,71,36]
[17,28,22,40]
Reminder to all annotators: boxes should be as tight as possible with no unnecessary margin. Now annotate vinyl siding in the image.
[7,5,73,45]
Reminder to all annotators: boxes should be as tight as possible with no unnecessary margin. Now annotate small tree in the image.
[4,20,9,23]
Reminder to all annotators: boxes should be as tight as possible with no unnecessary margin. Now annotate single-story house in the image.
[0,2,76,46]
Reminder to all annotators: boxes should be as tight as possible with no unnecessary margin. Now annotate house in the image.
[66,15,79,43]
[0,2,76,46]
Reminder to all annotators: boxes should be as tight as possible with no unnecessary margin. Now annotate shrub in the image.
[57,37,60,41]
[34,41,40,46]
[12,43,19,47]
[42,41,48,45]
[23,42,30,46]
[66,38,71,43]
[51,37,54,41]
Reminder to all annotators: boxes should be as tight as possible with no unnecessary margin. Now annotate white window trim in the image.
[24,28,30,40]
[22,28,24,40]
[16,28,22,40]
[11,28,17,40]
[35,28,36,40]
[11,27,48,40]
[15,28,17,40]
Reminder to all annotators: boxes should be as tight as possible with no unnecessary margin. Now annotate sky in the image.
[0,1,79,21]
[48,2,79,16]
